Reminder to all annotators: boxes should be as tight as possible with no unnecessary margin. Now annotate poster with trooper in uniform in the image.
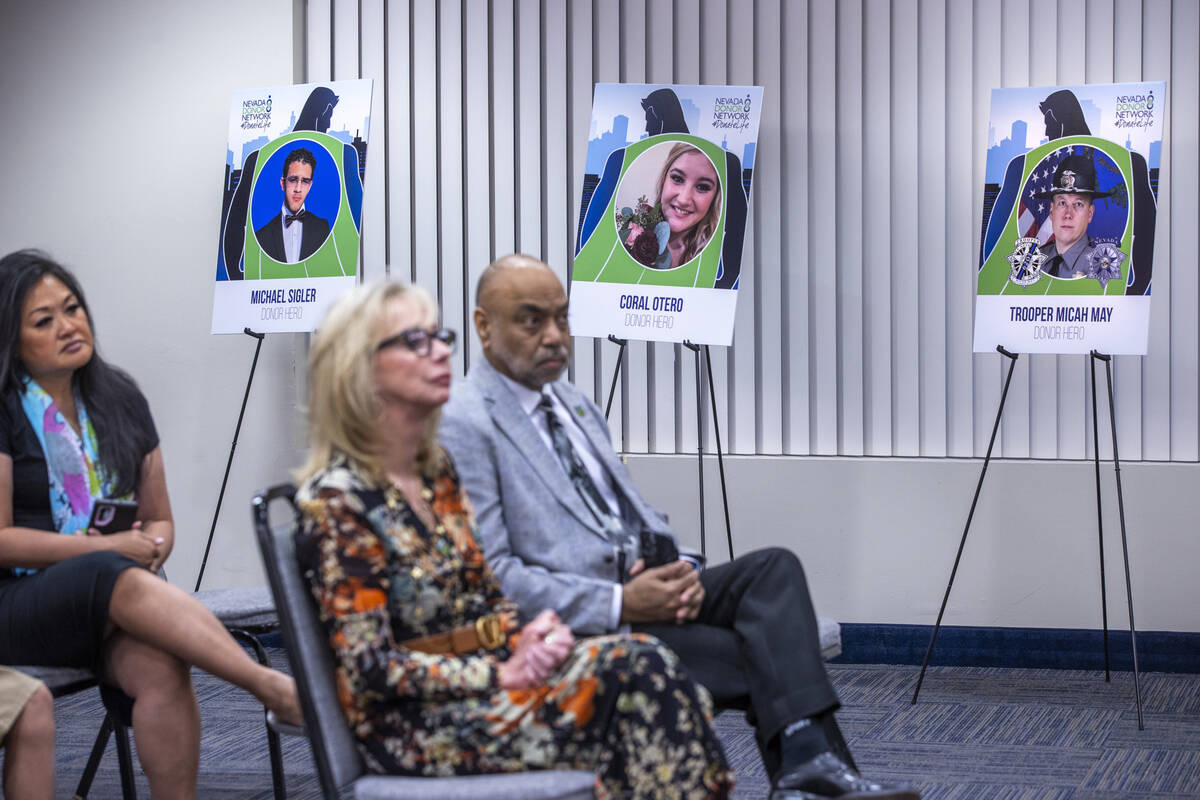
[973,81,1163,355]
[212,79,372,334]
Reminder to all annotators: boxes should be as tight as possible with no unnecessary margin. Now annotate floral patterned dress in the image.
[296,452,733,799]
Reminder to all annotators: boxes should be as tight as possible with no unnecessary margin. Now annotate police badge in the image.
[1086,242,1126,289]
[1007,237,1048,286]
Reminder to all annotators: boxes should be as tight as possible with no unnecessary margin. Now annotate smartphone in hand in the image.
[88,499,138,535]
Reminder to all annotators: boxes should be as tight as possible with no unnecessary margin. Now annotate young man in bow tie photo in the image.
[255,147,330,264]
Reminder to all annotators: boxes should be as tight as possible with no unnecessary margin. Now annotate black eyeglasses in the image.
[377,326,457,356]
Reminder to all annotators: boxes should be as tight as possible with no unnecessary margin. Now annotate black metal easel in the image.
[1091,352,1112,681]
[910,346,1143,730]
[910,345,1018,704]
[1089,349,1144,728]
[602,337,734,561]
[194,328,266,591]
[603,335,628,419]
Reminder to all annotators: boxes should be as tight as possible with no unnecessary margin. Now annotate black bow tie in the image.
[285,210,308,227]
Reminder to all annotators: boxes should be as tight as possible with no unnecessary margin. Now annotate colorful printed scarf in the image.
[19,378,114,536]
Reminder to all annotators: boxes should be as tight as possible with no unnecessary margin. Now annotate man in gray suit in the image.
[440,254,917,800]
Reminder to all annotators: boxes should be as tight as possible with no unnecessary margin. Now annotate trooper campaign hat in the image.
[1032,150,1113,199]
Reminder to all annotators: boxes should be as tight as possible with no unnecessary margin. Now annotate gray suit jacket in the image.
[439,359,681,634]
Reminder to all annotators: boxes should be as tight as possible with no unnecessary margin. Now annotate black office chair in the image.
[11,665,137,800]
[191,584,286,799]
[17,582,288,799]
[252,483,595,800]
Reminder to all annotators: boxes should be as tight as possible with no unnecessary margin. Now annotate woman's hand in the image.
[497,655,537,690]
[98,522,164,569]
[523,611,574,675]
[497,610,575,690]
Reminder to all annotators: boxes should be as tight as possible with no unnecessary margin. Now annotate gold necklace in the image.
[386,477,436,529]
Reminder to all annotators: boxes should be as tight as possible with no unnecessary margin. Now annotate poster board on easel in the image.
[974,81,1164,355]
[212,79,373,335]
[570,83,763,346]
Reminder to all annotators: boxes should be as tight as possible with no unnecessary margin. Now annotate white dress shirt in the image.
[282,204,305,263]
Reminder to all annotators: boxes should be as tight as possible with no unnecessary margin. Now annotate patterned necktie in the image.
[538,395,624,534]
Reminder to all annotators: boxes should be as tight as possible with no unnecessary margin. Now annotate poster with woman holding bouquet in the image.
[615,141,722,272]
[571,84,763,346]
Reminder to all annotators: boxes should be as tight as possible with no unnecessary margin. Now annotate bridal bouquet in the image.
[616,197,671,269]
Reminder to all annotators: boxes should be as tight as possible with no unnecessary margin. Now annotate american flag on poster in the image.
[1016,145,1072,245]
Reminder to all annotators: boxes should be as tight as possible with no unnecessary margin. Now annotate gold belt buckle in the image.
[475,614,504,650]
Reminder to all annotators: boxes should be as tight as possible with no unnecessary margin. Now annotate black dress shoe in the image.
[770,751,921,799]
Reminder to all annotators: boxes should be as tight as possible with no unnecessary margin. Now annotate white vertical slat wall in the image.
[305,0,1199,463]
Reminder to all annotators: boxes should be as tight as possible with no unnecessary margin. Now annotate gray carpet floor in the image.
[35,656,1200,799]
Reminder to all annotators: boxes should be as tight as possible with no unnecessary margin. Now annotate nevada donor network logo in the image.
[241,94,272,131]
[712,94,752,130]
[1114,90,1155,130]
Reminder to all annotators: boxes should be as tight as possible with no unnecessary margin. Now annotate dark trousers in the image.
[636,547,846,778]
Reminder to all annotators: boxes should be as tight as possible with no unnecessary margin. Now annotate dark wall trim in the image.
[832,623,1200,674]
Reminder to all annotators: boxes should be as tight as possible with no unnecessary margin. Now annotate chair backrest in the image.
[252,484,366,798]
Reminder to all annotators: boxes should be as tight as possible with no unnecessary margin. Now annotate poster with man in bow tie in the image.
[973,81,1164,355]
[211,79,372,334]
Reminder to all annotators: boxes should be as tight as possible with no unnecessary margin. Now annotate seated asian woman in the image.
[0,249,302,800]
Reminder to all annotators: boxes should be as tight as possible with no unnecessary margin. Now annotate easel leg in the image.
[913,345,1019,704]
[683,341,707,557]
[195,328,265,592]
[1090,355,1111,682]
[1094,351,1144,730]
[704,346,735,562]
[603,335,628,421]
[604,337,735,563]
